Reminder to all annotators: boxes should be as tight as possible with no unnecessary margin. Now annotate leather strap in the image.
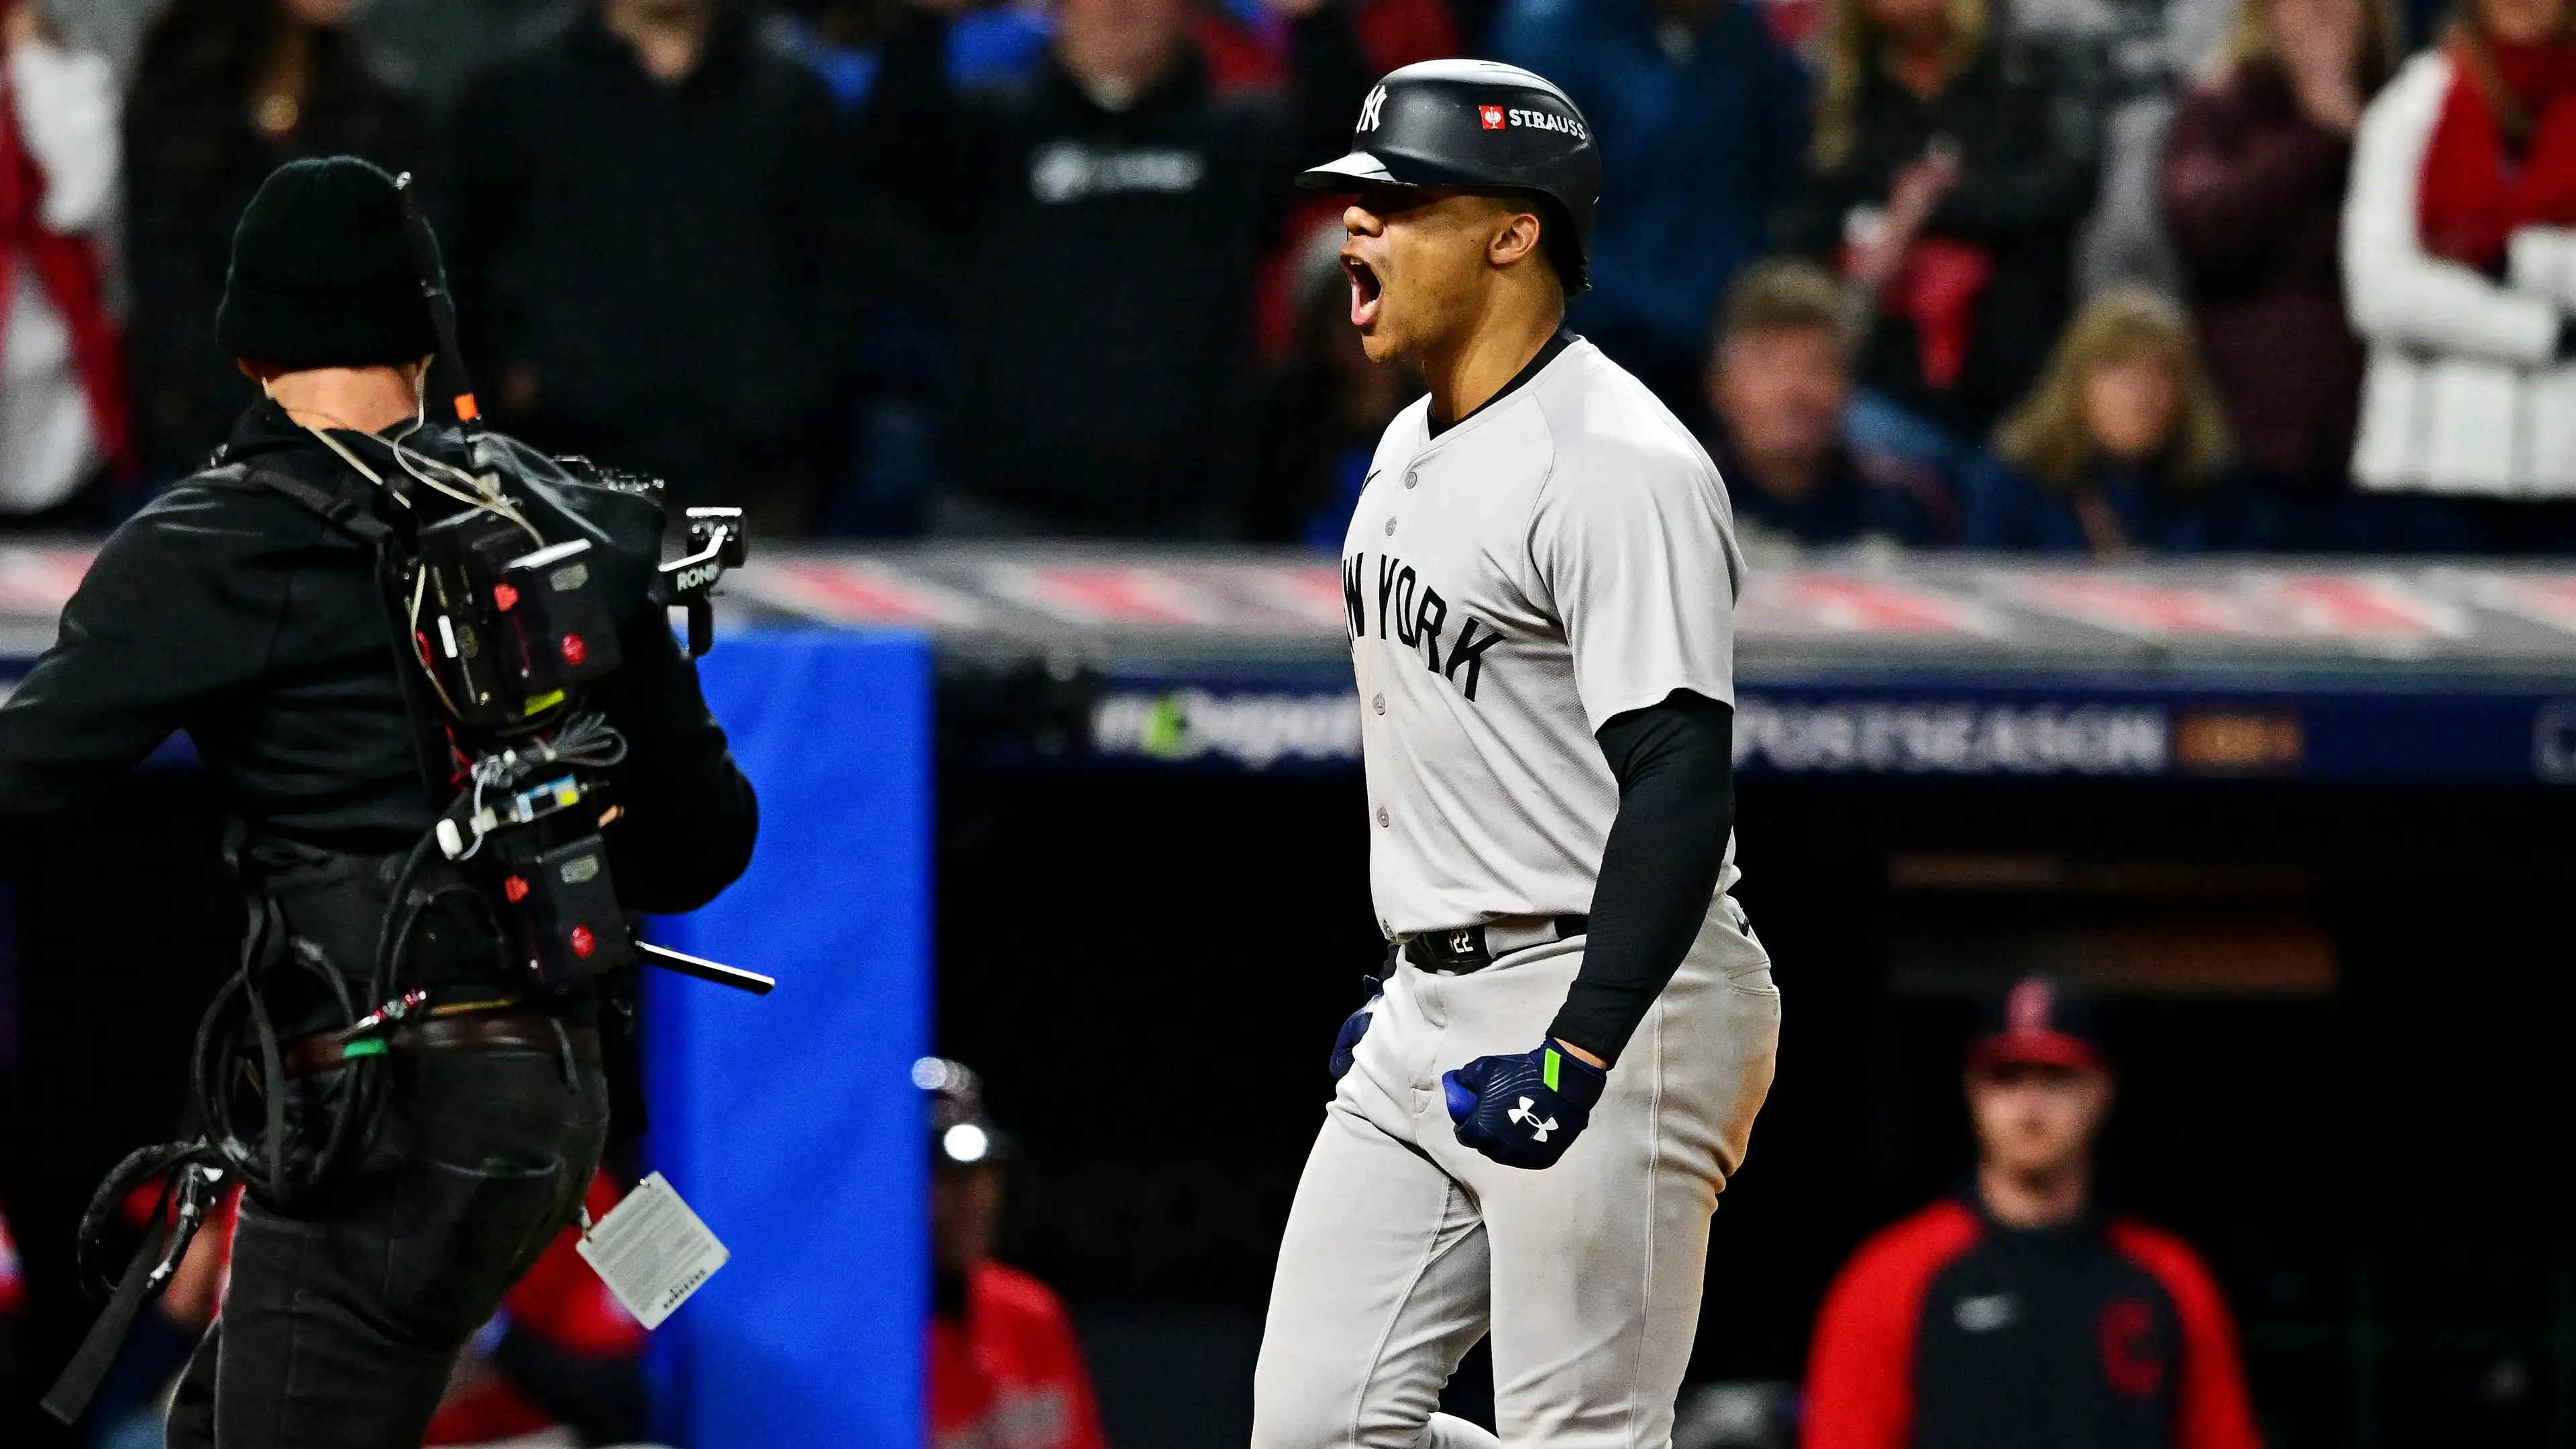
[283,1013,599,1079]
[239,463,394,545]
[1401,914,1589,975]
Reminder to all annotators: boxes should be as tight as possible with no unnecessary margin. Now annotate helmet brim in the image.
[1295,151,1404,191]
[1292,148,1595,294]
[1296,149,1572,203]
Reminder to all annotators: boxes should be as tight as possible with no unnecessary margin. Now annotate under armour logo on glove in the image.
[1505,1097,1556,1140]
[1442,1042,1606,1169]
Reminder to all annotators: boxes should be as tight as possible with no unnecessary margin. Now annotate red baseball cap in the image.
[1969,975,2106,1074]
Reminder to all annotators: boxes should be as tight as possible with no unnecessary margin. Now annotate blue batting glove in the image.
[1328,972,1385,1081]
[1442,1041,1607,1169]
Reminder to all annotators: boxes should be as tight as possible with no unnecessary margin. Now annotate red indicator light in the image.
[492,582,519,612]
[561,633,587,665]
[504,875,531,903]
[570,926,596,958]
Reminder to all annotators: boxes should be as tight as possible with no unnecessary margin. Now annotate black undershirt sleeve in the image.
[1546,690,1737,1067]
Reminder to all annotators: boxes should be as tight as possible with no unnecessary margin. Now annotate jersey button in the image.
[1383,517,1397,535]
[1403,470,1419,489]
[1372,693,1385,714]
[1375,806,1390,828]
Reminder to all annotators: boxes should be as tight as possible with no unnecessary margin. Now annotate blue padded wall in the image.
[643,629,932,1449]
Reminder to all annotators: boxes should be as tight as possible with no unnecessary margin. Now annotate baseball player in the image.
[1252,60,1782,1449]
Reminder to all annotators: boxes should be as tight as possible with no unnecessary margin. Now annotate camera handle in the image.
[638,941,775,995]
[660,506,746,657]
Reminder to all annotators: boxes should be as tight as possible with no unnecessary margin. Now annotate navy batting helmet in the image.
[1297,60,1603,292]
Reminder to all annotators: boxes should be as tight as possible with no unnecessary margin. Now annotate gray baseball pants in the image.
[1252,896,1780,1449]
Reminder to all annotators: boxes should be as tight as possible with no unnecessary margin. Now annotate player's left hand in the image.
[1328,972,1384,1081]
[1442,1041,1607,1169]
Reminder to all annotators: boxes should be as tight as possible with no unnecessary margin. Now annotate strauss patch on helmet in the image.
[1507,108,1588,140]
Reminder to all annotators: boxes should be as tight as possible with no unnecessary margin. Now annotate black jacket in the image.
[441,8,851,513]
[1780,37,2104,439]
[865,11,1367,532]
[0,402,757,928]
[123,25,426,478]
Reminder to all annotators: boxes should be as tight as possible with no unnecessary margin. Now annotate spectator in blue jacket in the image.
[1706,260,1949,547]
[1962,288,2240,555]
[1488,0,1810,416]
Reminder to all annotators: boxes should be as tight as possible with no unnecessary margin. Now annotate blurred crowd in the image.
[11,0,2576,552]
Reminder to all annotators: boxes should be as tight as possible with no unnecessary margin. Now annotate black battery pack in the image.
[489,830,635,988]
[493,539,623,708]
[415,511,623,727]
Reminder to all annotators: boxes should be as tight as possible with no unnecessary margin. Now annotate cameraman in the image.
[0,156,757,1448]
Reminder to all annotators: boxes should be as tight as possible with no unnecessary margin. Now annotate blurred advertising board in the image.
[15,540,2576,784]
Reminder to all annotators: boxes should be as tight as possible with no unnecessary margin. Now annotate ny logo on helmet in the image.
[1479,105,1506,130]
[1358,86,1388,132]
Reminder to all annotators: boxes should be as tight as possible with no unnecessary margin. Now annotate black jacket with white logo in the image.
[865,11,1366,532]
[440,8,849,515]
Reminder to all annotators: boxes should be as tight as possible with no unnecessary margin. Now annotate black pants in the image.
[164,1044,609,1448]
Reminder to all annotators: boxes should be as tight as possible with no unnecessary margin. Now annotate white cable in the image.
[390,430,544,545]
[450,714,629,861]
[405,564,467,720]
[301,425,390,490]
[306,419,544,548]
[383,417,544,546]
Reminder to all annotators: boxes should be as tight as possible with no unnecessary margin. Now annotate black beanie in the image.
[216,156,441,370]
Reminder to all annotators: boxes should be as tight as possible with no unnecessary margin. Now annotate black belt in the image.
[1401,914,1589,975]
[283,1009,599,1079]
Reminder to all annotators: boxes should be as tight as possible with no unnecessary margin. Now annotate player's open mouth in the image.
[1346,256,1384,328]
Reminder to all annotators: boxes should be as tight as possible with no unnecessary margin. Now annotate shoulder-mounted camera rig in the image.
[38,170,775,1430]
[370,172,765,998]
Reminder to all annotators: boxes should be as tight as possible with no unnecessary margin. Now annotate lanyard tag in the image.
[574,1171,730,1330]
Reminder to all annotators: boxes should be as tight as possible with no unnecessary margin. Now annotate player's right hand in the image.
[1328,972,1385,1081]
[1442,1041,1607,1169]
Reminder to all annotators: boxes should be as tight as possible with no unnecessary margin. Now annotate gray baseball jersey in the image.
[1339,334,1747,938]
[1258,335,1780,1449]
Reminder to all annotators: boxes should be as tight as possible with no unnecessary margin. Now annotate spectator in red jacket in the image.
[1,1191,21,1395]
[1801,976,2263,1449]
[68,1170,643,1448]
[922,1057,1108,1449]
[425,1170,649,1447]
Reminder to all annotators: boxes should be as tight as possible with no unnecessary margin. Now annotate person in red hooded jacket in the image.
[2,1192,23,1389]
[1,0,132,527]
[920,1057,1108,1449]
[1801,977,2263,1449]
[2340,0,2576,531]
[424,1169,649,1448]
